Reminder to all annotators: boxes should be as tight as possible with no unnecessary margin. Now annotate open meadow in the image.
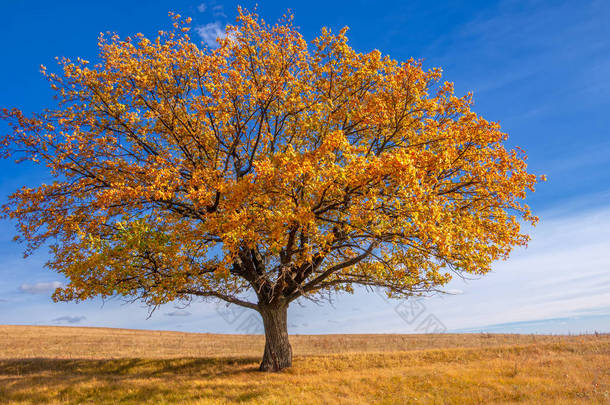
[0,325,608,404]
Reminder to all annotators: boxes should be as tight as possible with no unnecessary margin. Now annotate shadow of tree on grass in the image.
[0,357,267,404]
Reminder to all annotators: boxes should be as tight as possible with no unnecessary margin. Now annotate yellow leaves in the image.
[318,130,348,156]
[0,7,541,306]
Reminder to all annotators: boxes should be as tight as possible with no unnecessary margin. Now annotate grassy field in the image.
[0,325,608,404]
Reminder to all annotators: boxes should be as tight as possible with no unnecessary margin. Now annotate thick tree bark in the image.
[258,303,292,372]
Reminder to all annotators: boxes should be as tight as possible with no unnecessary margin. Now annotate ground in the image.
[0,325,608,404]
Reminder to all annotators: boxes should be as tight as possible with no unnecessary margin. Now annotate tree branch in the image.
[179,288,259,310]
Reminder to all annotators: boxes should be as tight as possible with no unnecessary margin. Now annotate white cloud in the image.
[197,3,207,13]
[53,315,86,324]
[19,281,63,295]
[166,310,191,317]
[417,204,610,331]
[195,22,226,48]
[211,4,226,18]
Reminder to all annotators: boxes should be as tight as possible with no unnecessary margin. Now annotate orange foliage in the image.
[1,9,541,310]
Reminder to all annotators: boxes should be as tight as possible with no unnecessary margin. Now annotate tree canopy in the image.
[1,9,541,371]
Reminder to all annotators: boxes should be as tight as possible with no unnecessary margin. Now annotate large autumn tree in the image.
[1,9,541,371]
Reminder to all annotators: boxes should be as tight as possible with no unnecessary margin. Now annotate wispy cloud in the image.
[53,315,86,324]
[423,203,610,331]
[211,4,226,18]
[19,281,62,295]
[166,310,191,317]
[423,0,610,109]
[197,3,207,13]
[195,22,226,48]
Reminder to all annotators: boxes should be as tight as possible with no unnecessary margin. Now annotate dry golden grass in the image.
[0,325,608,404]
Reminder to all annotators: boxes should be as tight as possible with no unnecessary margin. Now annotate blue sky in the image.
[0,0,609,334]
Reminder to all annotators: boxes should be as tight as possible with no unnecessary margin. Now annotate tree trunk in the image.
[258,303,292,372]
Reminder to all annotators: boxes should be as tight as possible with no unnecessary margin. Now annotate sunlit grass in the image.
[0,326,608,404]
